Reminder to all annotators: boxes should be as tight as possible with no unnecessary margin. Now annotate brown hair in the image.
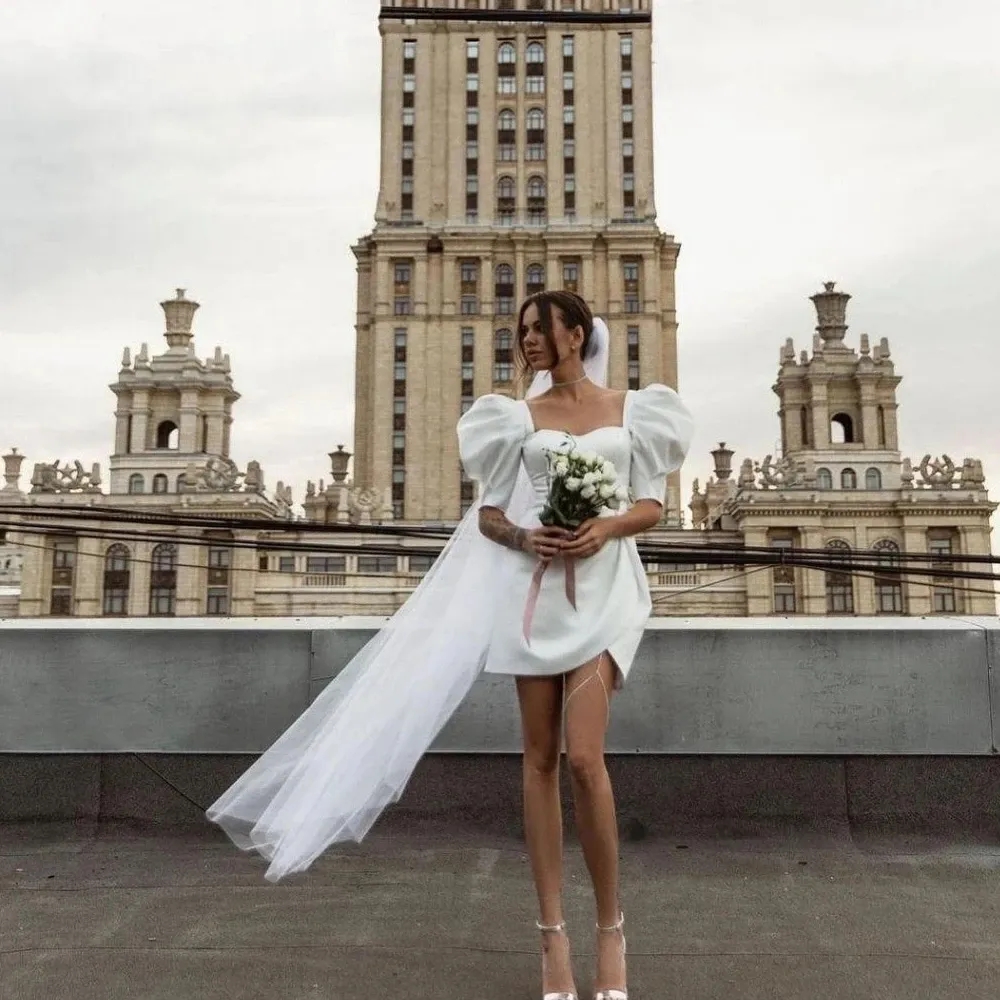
[515,290,594,378]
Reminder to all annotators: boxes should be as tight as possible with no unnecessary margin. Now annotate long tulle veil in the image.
[205,320,611,882]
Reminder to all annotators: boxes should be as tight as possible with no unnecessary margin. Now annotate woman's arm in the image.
[478,506,528,552]
[479,507,573,560]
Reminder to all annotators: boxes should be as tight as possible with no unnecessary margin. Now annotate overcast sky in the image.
[1,0,998,521]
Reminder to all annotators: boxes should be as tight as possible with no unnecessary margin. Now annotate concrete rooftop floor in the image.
[2,818,999,1000]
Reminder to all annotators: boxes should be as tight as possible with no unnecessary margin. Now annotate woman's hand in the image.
[522,526,574,561]
[560,518,617,559]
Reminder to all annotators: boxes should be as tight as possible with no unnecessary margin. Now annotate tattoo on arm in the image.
[478,506,527,552]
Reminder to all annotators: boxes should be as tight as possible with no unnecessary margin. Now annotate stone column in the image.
[808,379,830,451]
[901,523,932,616]
[743,526,772,616]
[799,527,828,615]
[131,389,151,452]
[178,389,200,453]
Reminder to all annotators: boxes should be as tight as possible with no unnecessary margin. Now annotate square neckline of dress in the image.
[522,388,633,439]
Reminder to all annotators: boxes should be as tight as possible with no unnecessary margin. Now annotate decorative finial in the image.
[810,281,851,349]
[711,442,734,481]
[161,287,200,350]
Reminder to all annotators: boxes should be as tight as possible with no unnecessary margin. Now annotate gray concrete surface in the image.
[2,818,999,1000]
[2,617,999,755]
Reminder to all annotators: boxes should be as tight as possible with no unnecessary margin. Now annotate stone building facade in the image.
[689,283,997,616]
[353,0,684,523]
[2,282,994,620]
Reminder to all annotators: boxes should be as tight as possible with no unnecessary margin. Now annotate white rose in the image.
[614,485,629,502]
[568,448,582,461]
[580,484,597,500]
[599,483,615,500]
[580,451,598,465]
[601,461,616,482]
[554,458,569,476]
[564,477,583,492]
[582,471,599,486]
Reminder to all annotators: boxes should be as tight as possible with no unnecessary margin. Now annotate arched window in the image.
[497,175,515,224]
[865,467,882,490]
[493,328,514,384]
[152,473,169,494]
[825,539,854,615]
[873,539,903,614]
[527,175,546,225]
[526,107,545,160]
[526,263,545,295]
[525,41,545,93]
[817,467,833,490]
[128,474,145,495]
[841,468,857,490]
[149,543,178,617]
[495,264,514,315]
[526,42,545,64]
[156,420,179,449]
[830,413,855,444]
[800,406,811,448]
[497,108,516,161]
[103,544,130,617]
[497,42,517,94]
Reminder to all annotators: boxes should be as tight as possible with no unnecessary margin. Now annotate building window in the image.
[460,258,480,314]
[497,175,516,224]
[627,325,640,390]
[770,534,797,614]
[493,328,514,384]
[623,258,641,312]
[306,555,347,574]
[149,542,178,617]
[817,467,833,490]
[527,263,545,295]
[824,539,854,615]
[495,264,514,315]
[873,539,904,614]
[526,106,545,160]
[278,555,296,573]
[358,555,398,574]
[497,108,517,161]
[865,467,882,490]
[562,258,579,292]
[497,41,517,94]
[409,554,437,575]
[206,544,231,617]
[49,538,76,617]
[841,467,857,490]
[393,260,413,316]
[460,470,476,516]
[128,473,145,495]
[877,405,887,447]
[800,406,812,448]
[928,530,959,613]
[102,544,130,616]
[152,473,168,494]
[527,175,546,225]
[525,41,545,94]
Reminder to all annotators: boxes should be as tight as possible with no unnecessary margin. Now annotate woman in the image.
[205,291,692,1000]
[457,291,693,1000]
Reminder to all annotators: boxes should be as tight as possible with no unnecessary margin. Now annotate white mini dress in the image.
[457,384,694,689]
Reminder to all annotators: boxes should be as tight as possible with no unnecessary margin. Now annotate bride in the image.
[206,290,694,1000]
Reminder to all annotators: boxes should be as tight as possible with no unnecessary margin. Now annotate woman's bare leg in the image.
[516,673,577,995]
[563,652,625,993]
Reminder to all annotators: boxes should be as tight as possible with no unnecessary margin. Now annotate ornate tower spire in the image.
[810,281,851,349]
[161,288,200,350]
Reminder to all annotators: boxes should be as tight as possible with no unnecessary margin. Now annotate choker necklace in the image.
[550,373,589,387]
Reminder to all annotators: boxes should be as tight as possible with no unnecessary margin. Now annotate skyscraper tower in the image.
[353,0,682,522]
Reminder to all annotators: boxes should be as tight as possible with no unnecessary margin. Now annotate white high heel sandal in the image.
[535,919,579,1000]
[593,911,627,1000]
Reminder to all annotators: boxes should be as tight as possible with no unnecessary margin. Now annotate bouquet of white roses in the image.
[539,447,630,530]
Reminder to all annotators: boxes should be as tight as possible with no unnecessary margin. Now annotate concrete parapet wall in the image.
[1,617,997,755]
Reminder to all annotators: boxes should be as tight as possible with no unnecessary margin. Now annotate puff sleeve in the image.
[628,384,695,504]
[457,394,530,511]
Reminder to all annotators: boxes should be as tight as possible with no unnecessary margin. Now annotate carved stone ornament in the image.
[29,460,103,494]
[755,454,801,489]
[738,458,757,490]
[916,454,956,488]
[181,456,243,492]
[959,458,986,489]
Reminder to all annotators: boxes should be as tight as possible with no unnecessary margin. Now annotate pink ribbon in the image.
[522,556,576,645]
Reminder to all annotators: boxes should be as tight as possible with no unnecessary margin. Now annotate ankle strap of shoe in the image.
[536,919,567,932]
[596,911,625,932]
